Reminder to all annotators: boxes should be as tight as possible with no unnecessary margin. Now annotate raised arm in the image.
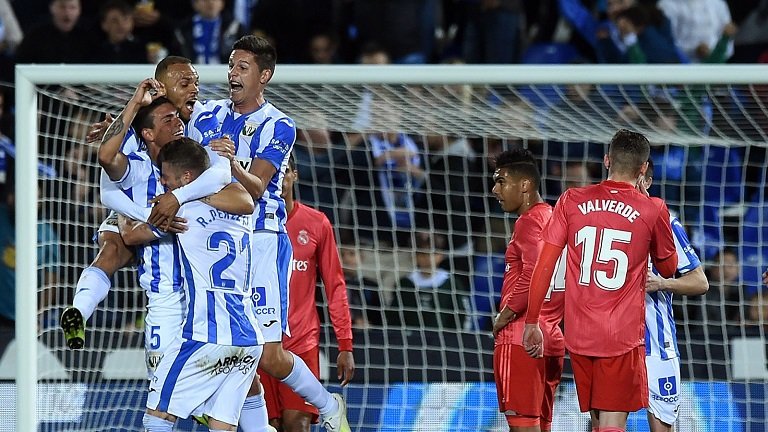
[99,170,151,222]
[201,182,254,215]
[98,79,164,181]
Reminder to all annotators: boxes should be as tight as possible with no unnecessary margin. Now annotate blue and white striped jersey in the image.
[176,201,263,346]
[645,216,701,359]
[116,151,184,303]
[187,99,296,233]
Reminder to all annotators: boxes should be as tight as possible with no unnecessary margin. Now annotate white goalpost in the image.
[14,64,768,431]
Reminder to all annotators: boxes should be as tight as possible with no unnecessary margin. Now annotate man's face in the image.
[492,168,524,213]
[146,103,184,147]
[160,162,186,191]
[228,49,267,108]
[51,0,81,33]
[607,0,633,18]
[564,164,590,190]
[101,8,133,43]
[193,0,224,19]
[161,63,199,122]
[310,35,335,64]
[281,166,297,199]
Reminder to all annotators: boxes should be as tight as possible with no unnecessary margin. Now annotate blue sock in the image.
[73,266,111,321]
[142,413,173,431]
[239,392,269,432]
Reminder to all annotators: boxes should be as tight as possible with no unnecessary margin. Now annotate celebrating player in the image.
[491,149,565,432]
[60,56,206,348]
[143,137,263,432]
[523,129,678,432]
[258,157,355,431]
[641,159,709,432]
[184,35,351,432]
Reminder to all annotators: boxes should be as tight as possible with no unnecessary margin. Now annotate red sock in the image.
[592,428,600,432]
[600,428,625,432]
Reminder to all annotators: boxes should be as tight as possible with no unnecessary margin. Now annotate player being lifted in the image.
[83,79,247,381]
[258,157,355,431]
[640,159,709,432]
[491,149,565,432]
[143,137,264,432]
[158,36,350,432]
[524,129,678,432]
[60,56,212,348]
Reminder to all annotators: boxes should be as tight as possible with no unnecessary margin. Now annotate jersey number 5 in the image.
[575,226,632,290]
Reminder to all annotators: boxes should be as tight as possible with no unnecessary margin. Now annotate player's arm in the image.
[200,182,254,215]
[316,216,355,386]
[98,79,163,181]
[233,118,296,201]
[646,266,708,296]
[149,146,232,229]
[649,202,678,278]
[118,215,163,246]
[99,170,151,222]
[522,242,563,357]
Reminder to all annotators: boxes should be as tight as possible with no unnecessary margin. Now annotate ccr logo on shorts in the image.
[252,286,276,315]
[658,376,677,396]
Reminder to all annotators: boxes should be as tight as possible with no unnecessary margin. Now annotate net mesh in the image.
[17,74,768,431]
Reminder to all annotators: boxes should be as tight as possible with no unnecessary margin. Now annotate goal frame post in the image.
[14,63,768,429]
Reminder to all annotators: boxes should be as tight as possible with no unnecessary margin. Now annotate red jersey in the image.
[282,202,353,354]
[496,202,565,357]
[541,180,676,357]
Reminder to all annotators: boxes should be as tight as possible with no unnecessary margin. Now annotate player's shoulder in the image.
[126,150,150,162]
[295,202,330,225]
[190,99,229,121]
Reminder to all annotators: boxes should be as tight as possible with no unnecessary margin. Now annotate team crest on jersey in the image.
[297,229,309,245]
[242,121,258,137]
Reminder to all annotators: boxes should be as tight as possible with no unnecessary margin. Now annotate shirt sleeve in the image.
[317,215,353,351]
[255,117,295,171]
[99,170,151,222]
[171,148,231,204]
[505,215,543,315]
[670,217,701,274]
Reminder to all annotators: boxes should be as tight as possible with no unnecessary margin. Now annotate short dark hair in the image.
[608,129,650,176]
[232,35,276,73]
[155,56,192,80]
[157,137,210,178]
[493,148,541,189]
[132,96,173,132]
[99,0,132,22]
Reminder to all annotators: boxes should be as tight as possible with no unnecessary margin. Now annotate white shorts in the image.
[646,355,681,425]
[250,231,292,342]
[144,291,186,379]
[147,338,262,426]
[98,211,120,234]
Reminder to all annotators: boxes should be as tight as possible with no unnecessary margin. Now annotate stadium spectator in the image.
[658,0,734,62]
[697,248,744,326]
[259,157,355,432]
[131,0,183,62]
[0,181,59,331]
[91,0,147,64]
[491,148,565,432]
[563,161,593,190]
[524,129,677,431]
[0,0,23,54]
[15,0,93,64]
[352,0,431,64]
[307,32,339,64]
[460,0,524,64]
[342,245,383,328]
[732,0,768,63]
[176,0,245,64]
[387,232,471,331]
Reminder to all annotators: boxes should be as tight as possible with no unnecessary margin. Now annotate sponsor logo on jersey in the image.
[297,229,309,245]
[292,259,309,272]
[210,353,257,376]
[235,156,252,172]
[659,376,677,396]
[252,287,267,306]
[146,352,164,372]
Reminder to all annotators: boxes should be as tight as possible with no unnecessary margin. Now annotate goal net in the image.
[12,64,768,431]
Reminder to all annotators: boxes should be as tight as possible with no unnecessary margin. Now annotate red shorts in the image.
[259,346,320,423]
[570,345,648,413]
[494,344,552,417]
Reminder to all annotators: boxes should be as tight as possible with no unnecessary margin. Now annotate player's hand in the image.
[337,351,355,386]
[645,270,665,293]
[636,174,650,197]
[148,192,181,230]
[163,216,189,234]
[522,324,544,358]
[492,308,516,338]
[210,136,235,160]
[132,78,165,107]
[762,269,768,286]
[86,113,114,144]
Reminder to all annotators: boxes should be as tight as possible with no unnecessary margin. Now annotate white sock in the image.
[142,413,173,431]
[239,392,269,432]
[280,352,338,415]
[72,266,111,321]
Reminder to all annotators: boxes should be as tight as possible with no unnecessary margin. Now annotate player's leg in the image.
[241,368,277,432]
[61,214,134,349]
[277,346,322,432]
[591,346,648,431]
[645,355,680,432]
[206,344,264,431]
[493,343,544,432]
[569,351,599,432]
[248,231,348,432]
[540,355,564,432]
